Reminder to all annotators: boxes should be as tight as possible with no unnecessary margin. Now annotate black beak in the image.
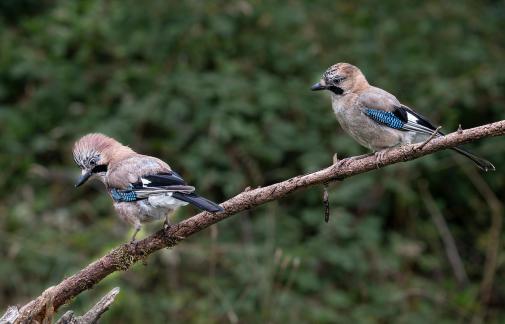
[75,170,92,187]
[311,82,326,91]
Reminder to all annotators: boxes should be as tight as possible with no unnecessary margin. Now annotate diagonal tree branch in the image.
[10,120,505,323]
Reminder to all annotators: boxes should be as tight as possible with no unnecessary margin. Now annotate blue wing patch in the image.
[364,109,405,129]
[110,188,139,202]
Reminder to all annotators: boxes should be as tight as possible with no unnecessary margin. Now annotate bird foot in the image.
[374,150,389,168]
[163,222,185,243]
[338,158,353,167]
[163,224,174,238]
[338,152,374,167]
[128,238,139,252]
[163,218,171,231]
[163,220,183,240]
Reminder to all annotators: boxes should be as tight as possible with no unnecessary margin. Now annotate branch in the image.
[1,306,19,324]
[12,120,505,322]
[2,288,120,324]
[55,287,120,324]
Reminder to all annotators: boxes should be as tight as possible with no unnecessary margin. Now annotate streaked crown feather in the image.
[73,133,126,168]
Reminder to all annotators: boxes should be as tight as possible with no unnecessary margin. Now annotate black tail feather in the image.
[172,192,224,212]
[451,147,495,172]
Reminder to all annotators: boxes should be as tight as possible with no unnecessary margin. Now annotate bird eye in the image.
[333,76,345,84]
[90,160,96,166]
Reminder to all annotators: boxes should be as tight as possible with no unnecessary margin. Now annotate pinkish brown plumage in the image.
[73,134,134,169]
[72,133,224,241]
[311,62,495,171]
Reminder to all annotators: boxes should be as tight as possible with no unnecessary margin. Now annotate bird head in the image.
[311,63,368,95]
[72,133,131,187]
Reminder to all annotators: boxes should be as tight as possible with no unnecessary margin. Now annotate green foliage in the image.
[1,0,505,322]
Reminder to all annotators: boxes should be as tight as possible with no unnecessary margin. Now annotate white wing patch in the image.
[141,178,152,186]
[400,110,440,136]
[406,111,418,123]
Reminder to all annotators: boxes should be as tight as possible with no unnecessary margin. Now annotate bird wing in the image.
[394,104,443,135]
[111,171,195,201]
[358,88,442,136]
[110,170,223,212]
[107,155,224,212]
[130,171,196,199]
[107,155,195,201]
[107,155,173,189]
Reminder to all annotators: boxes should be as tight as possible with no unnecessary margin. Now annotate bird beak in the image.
[311,81,326,91]
[75,169,92,187]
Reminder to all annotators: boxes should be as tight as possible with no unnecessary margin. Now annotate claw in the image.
[338,152,374,168]
[374,150,390,168]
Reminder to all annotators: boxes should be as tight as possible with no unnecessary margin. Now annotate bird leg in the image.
[164,214,171,231]
[162,214,185,242]
[130,224,141,243]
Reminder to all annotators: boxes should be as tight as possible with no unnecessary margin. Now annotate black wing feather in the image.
[131,171,187,189]
[126,171,224,211]
[397,105,441,133]
[391,107,408,123]
[143,171,186,186]
[393,106,494,171]
[172,192,224,212]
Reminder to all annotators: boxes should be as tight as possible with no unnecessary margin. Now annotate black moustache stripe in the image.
[92,164,108,173]
[328,86,344,95]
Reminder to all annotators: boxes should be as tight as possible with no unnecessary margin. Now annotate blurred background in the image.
[1,1,504,323]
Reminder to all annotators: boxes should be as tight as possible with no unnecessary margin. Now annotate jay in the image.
[311,63,495,171]
[73,133,224,241]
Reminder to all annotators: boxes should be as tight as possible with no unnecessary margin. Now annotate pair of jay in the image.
[73,63,495,241]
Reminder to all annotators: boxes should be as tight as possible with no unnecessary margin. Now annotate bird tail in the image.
[172,192,224,212]
[451,147,495,172]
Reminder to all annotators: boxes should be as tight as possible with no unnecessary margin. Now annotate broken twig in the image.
[323,183,330,222]
[417,126,443,150]
[55,287,120,324]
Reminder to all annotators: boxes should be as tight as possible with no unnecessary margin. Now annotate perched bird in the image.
[73,133,224,241]
[311,63,495,171]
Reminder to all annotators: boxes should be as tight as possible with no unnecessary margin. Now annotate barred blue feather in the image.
[110,188,139,202]
[364,109,404,129]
